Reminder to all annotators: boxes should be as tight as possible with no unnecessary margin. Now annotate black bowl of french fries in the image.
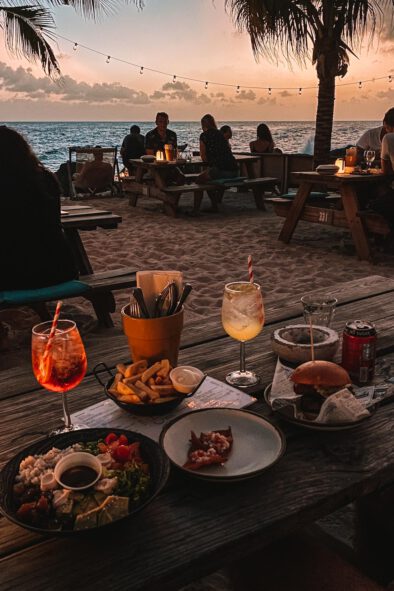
[93,359,198,415]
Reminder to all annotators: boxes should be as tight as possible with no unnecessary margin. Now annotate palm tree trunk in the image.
[313,74,336,167]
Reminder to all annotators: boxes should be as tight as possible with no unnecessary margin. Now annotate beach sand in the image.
[2,189,394,366]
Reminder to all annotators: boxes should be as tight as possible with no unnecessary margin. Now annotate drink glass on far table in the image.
[32,320,87,434]
[301,295,337,327]
[364,150,376,169]
[222,282,264,387]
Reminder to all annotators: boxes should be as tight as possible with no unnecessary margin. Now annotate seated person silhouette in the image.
[74,147,113,193]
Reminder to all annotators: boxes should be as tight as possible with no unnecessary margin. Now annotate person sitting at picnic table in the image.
[357,107,394,158]
[74,146,113,193]
[0,126,77,290]
[121,125,145,173]
[220,125,233,144]
[196,114,239,183]
[250,122,275,153]
[145,112,177,155]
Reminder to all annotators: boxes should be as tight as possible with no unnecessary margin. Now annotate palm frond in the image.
[0,4,60,76]
[225,0,321,66]
[44,0,144,19]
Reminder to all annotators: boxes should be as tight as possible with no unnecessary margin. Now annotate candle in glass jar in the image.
[156,150,165,161]
[335,158,345,173]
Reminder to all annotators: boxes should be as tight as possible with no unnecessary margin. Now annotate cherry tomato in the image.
[104,433,118,445]
[128,442,141,460]
[114,445,130,463]
[118,434,128,446]
[98,442,108,453]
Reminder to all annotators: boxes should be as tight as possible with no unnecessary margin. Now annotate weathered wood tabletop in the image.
[1,275,394,590]
[278,171,390,262]
[61,205,122,275]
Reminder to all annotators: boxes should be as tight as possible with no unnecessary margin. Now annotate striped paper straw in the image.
[247,255,254,284]
[40,300,63,380]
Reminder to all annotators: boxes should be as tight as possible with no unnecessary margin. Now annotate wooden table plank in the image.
[1,276,393,401]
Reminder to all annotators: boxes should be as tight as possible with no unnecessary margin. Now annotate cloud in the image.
[376,88,394,99]
[154,80,211,104]
[279,90,292,98]
[234,89,256,101]
[0,62,150,105]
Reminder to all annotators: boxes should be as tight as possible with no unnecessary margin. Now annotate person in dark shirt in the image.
[197,114,239,184]
[121,125,145,173]
[220,125,233,144]
[0,126,78,290]
[145,112,177,154]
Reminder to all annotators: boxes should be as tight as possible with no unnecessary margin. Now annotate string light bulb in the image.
[299,88,302,95]
[140,66,144,75]
[173,75,176,83]
[389,75,393,83]
[106,55,111,64]
[205,81,208,90]
[358,81,362,89]
[73,43,78,51]
[268,87,272,95]
[236,85,240,94]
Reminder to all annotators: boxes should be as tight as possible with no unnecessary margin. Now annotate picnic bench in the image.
[0,206,134,328]
[2,275,394,589]
[122,156,278,216]
[276,171,391,261]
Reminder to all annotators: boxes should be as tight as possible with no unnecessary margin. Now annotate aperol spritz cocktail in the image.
[32,320,87,433]
[222,282,264,387]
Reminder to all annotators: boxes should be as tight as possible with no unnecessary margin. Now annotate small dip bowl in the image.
[54,452,102,491]
[271,324,339,363]
[170,366,204,394]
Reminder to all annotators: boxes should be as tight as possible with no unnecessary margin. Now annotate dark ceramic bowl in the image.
[0,428,170,536]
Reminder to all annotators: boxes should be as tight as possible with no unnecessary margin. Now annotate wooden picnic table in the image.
[2,275,394,590]
[122,155,274,216]
[277,171,390,262]
[61,205,122,275]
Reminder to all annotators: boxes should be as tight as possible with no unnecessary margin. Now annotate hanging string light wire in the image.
[53,33,394,93]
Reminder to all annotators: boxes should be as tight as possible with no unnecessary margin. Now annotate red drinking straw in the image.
[40,300,63,380]
[248,255,254,284]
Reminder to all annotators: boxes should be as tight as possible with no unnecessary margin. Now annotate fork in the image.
[129,294,141,318]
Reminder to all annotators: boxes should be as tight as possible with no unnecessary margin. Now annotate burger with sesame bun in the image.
[290,360,351,419]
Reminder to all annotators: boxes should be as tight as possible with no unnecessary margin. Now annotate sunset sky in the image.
[1,0,394,121]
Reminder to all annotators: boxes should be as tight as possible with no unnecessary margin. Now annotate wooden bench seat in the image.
[123,176,279,216]
[0,268,136,328]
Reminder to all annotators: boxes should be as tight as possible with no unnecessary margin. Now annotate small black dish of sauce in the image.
[54,452,102,490]
[61,466,98,488]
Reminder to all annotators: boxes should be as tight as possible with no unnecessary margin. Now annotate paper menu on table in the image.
[136,270,183,317]
[71,376,256,442]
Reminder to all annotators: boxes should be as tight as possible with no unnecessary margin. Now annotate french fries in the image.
[109,359,179,405]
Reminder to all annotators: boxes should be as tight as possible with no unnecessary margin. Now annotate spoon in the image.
[173,283,192,314]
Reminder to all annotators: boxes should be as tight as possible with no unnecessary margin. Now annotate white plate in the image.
[160,408,285,481]
[264,384,373,431]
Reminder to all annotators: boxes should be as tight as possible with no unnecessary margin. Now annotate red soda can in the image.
[341,320,377,384]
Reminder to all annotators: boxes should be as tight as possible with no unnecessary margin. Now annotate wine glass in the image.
[32,320,87,434]
[221,282,264,387]
[364,150,376,169]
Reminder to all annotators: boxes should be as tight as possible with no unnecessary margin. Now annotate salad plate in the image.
[0,428,170,536]
[160,408,285,482]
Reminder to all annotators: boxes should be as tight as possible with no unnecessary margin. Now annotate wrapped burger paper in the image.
[268,358,387,424]
[136,270,183,317]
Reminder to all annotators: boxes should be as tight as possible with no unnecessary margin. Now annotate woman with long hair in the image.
[196,114,239,184]
[250,123,275,153]
[0,126,77,289]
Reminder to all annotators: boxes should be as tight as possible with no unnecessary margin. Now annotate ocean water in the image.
[4,120,380,171]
